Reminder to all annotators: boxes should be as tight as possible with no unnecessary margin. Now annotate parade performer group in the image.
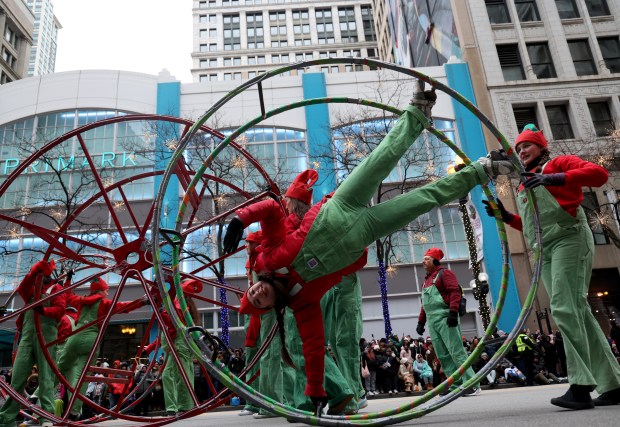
[223,93,516,408]
[483,124,620,410]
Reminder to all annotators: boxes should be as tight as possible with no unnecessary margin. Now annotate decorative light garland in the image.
[218,278,230,347]
[378,260,393,339]
[458,197,491,330]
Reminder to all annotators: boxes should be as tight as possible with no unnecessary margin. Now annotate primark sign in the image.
[1,152,139,176]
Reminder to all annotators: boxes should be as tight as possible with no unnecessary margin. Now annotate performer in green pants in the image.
[227,93,516,403]
[0,260,65,427]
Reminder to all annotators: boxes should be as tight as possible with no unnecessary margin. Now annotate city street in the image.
[101,384,619,427]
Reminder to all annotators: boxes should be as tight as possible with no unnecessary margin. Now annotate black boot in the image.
[593,386,620,406]
[550,385,594,410]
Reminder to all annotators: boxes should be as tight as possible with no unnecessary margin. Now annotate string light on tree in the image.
[218,278,230,347]
[378,260,392,339]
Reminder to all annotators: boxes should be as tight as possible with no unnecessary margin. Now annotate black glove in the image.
[223,217,245,254]
[482,199,514,223]
[521,172,565,189]
[447,310,459,327]
[0,306,7,317]
[416,323,425,336]
[33,306,44,315]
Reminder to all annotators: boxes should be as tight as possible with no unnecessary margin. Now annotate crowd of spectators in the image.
[359,327,620,396]
[0,347,249,419]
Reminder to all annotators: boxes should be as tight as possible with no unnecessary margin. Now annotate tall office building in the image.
[0,0,34,84]
[26,0,61,76]
[191,0,379,82]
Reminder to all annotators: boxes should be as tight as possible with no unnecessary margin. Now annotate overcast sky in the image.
[52,0,193,82]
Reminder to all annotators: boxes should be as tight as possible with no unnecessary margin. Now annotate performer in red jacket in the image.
[0,260,65,427]
[483,124,620,410]
[415,248,480,396]
[223,96,516,402]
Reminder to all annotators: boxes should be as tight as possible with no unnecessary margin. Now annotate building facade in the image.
[0,0,34,85]
[191,0,379,82]
[449,0,620,332]
[26,0,61,77]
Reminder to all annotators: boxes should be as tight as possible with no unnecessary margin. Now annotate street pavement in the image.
[100,384,619,427]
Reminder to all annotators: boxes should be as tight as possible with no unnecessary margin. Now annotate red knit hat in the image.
[32,259,55,276]
[424,247,444,261]
[239,288,270,316]
[515,124,548,150]
[90,278,109,293]
[181,279,203,295]
[285,169,319,204]
[245,230,263,244]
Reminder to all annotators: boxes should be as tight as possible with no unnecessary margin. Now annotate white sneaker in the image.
[20,420,40,427]
[238,409,256,416]
[253,412,276,419]
[393,390,399,394]
[463,387,481,396]
[357,397,368,410]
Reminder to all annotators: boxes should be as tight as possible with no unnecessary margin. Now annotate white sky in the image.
[52,0,193,82]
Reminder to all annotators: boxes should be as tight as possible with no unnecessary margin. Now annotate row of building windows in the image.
[199,0,331,7]
[512,98,618,139]
[199,62,371,81]
[198,5,375,51]
[486,0,611,24]
[497,36,620,81]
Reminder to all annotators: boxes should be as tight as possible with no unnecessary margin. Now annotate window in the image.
[246,12,264,49]
[555,0,580,19]
[200,30,208,38]
[568,40,597,76]
[545,105,574,139]
[515,0,540,22]
[295,52,313,62]
[200,74,218,82]
[292,9,311,46]
[209,29,217,38]
[316,8,335,45]
[585,0,610,17]
[582,192,609,245]
[271,54,289,64]
[513,106,538,132]
[527,43,556,78]
[200,44,208,52]
[4,26,16,48]
[1,48,15,68]
[247,55,265,65]
[269,11,288,48]
[199,15,208,24]
[587,101,614,137]
[338,7,358,43]
[209,43,217,51]
[598,37,620,73]
[497,44,525,80]
[486,0,511,24]
[223,14,241,51]
[361,6,376,42]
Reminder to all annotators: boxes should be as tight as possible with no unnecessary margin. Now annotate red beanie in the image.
[90,278,109,293]
[32,259,55,276]
[239,289,269,316]
[285,169,319,205]
[245,230,263,244]
[515,124,548,150]
[181,279,203,295]
[424,247,444,261]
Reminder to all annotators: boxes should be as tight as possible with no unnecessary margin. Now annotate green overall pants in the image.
[517,186,620,391]
[293,105,489,282]
[283,308,353,412]
[161,334,194,412]
[242,314,261,413]
[322,273,364,410]
[0,305,58,426]
[422,285,478,389]
[56,301,100,417]
[255,310,284,415]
